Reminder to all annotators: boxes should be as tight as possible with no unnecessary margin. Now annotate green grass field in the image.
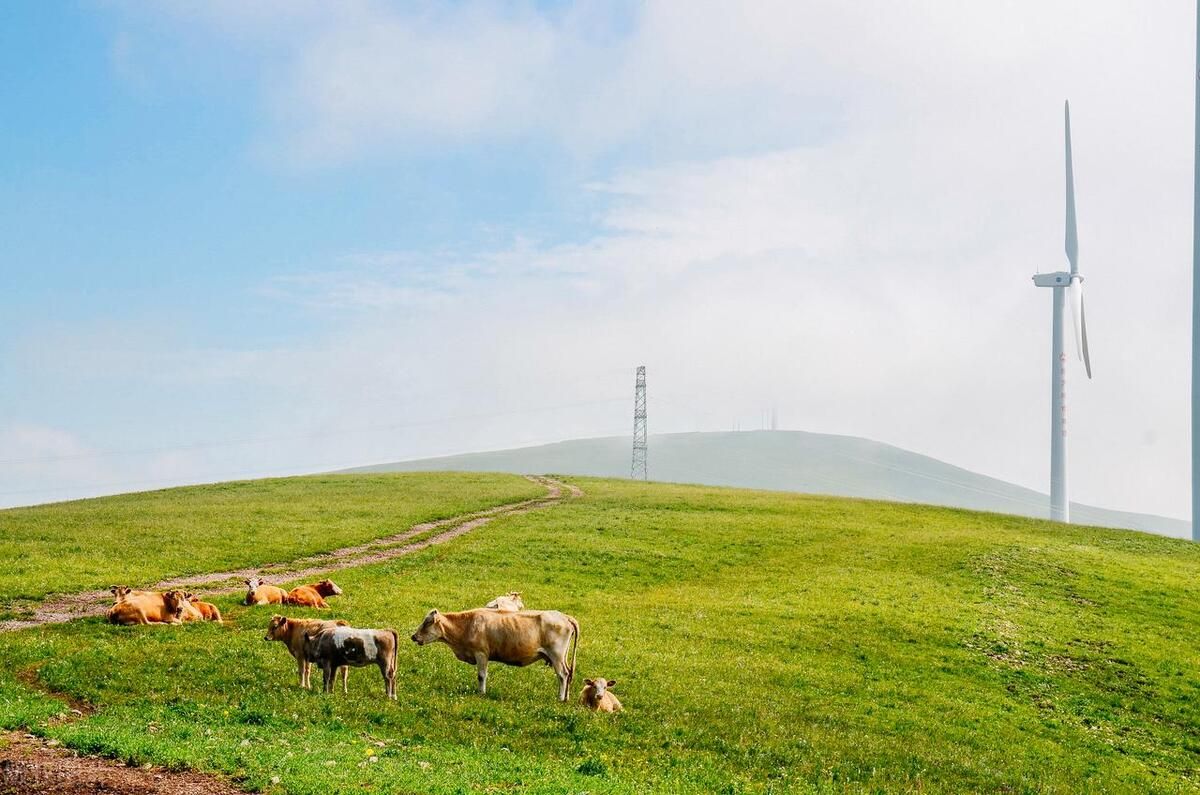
[1,475,1199,793]
[0,472,543,603]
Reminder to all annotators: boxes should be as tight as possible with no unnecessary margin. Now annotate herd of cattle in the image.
[104,582,622,711]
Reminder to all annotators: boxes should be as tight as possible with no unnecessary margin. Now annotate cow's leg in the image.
[379,659,396,699]
[474,652,489,695]
[297,657,308,689]
[322,664,335,694]
[340,666,349,694]
[551,650,571,702]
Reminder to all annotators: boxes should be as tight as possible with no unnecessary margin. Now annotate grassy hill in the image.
[1,475,1199,793]
[345,430,1192,538]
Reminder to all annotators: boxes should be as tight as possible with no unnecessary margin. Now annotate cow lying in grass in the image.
[244,577,288,606]
[107,589,186,625]
[183,593,223,623]
[264,615,350,690]
[411,608,579,701]
[581,678,623,712]
[302,622,398,699]
[286,579,342,608]
[485,592,524,612]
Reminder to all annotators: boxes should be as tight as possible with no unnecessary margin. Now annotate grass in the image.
[0,476,1199,793]
[0,472,544,602]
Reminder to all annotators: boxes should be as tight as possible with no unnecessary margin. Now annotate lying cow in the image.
[581,677,623,712]
[244,577,288,606]
[264,615,350,690]
[485,592,524,612]
[303,623,397,699]
[183,593,223,623]
[107,589,186,625]
[411,608,579,701]
[109,585,154,603]
[286,579,343,609]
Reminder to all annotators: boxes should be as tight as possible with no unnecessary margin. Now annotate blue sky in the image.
[1,1,1194,520]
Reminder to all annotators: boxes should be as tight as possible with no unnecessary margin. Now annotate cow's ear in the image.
[607,679,616,688]
[584,679,593,686]
[109,586,118,594]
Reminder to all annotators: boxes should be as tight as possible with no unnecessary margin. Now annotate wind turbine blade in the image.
[1081,293,1092,379]
[1064,100,1079,274]
[1068,277,1084,362]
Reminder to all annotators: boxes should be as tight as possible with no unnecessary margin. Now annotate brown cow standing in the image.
[286,579,342,609]
[411,608,579,701]
[107,590,187,625]
[303,623,398,699]
[244,577,288,606]
[264,615,350,690]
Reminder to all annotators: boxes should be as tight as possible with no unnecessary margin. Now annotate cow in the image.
[106,589,186,625]
[410,608,579,701]
[302,623,397,699]
[580,678,623,712]
[109,585,153,603]
[286,579,343,609]
[183,593,223,623]
[485,592,524,612]
[264,615,350,690]
[244,577,288,606]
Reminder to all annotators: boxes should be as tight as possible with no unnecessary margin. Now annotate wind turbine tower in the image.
[1192,0,1200,541]
[1032,101,1092,523]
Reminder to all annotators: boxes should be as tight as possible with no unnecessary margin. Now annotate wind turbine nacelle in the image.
[1032,271,1075,288]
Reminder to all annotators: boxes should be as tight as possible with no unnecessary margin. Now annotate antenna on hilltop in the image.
[631,366,648,481]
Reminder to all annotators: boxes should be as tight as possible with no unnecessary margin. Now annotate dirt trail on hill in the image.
[0,475,581,633]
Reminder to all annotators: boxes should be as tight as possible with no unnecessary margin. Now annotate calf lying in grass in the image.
[183,593,223,623]
[581,678,623,712]
[107,589,186,625]
[244,577,288,606]
[303,622,398,699]
[265,615,351,690]
[286,579,342,608]
[485,591,524,611]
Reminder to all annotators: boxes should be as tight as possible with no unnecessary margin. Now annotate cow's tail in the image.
[566,615,581,692]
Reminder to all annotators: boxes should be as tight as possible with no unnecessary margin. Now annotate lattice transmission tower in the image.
[631,365,648,480]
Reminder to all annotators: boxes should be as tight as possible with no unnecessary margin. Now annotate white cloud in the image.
[36,0,1191,521]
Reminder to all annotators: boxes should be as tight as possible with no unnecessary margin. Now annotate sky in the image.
[0,1,1194,521]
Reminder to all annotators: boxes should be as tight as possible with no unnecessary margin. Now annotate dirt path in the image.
[0,475,581,632]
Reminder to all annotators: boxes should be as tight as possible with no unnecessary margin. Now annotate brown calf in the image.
[107,590,187,625]
[264,615,350,690]
[183,593,223,623]
[411,608,579,701]
[244,577,288,606]
[286,579,343,609]
[581,678,623,712]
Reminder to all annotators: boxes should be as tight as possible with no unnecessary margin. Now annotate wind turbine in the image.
[1032,100,1092,523]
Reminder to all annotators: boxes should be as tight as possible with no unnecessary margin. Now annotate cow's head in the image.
[410,609,443,645]
[162,590,186,619]
[264,615,288,642]
[184,592,199,604]
[109,585,131,601]
[314,579,342,597]
[243,577,261,605]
